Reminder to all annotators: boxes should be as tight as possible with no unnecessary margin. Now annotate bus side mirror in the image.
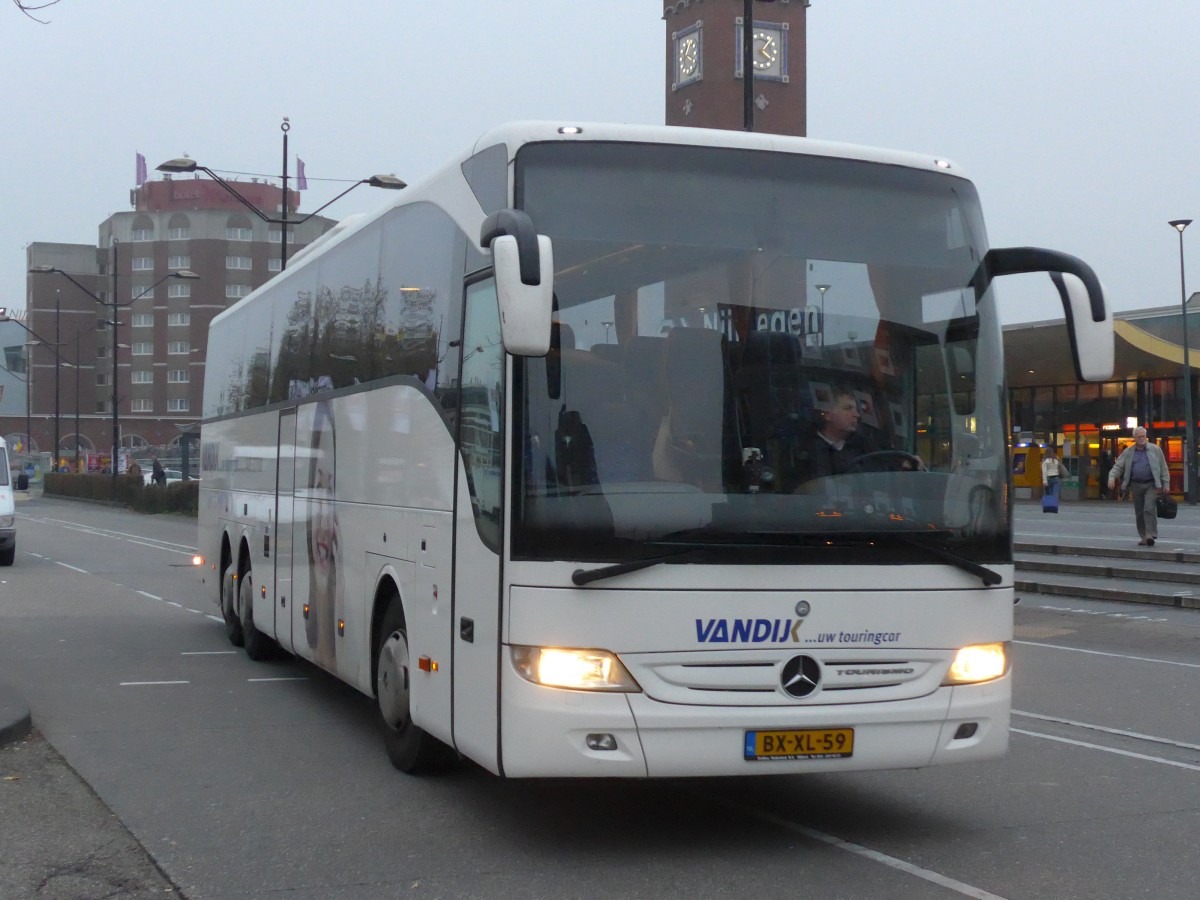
[973,246,1114,382]
[1050,271,1113,382]
[481,210,554,357]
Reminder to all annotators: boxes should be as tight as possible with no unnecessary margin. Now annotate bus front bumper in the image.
[499,667,1010,778]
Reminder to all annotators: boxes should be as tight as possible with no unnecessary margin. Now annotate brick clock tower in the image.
[664,0,808,135]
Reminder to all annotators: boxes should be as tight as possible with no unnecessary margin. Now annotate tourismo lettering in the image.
[695,618,804,643]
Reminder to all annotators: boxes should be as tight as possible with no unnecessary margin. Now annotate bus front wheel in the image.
[375,603,440,773]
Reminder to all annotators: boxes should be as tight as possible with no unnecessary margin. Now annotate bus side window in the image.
[459,280,505,548]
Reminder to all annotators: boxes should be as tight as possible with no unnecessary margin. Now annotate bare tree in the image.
[13,0,62,23]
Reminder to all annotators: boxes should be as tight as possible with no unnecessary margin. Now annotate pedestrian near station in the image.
[1107,426,1170,546]
[1040,447,1065,513]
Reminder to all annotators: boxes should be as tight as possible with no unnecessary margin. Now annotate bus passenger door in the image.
[451,279,505,770]
[273,409,297,654]
[290,401,339,671]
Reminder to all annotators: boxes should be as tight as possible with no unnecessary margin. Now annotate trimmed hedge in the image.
[44,473,198,516]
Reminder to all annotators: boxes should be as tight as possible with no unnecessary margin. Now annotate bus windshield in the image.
[512,141,1008,564]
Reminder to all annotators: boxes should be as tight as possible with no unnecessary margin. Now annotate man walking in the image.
[1107,427,1170,546]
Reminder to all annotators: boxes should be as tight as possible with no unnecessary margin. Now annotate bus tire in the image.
[375,602,440,773]
[221,568,244,647]
[0,543,14,566]
[239,560,275,661]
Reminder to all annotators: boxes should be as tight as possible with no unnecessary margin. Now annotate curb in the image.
[0,684,32,747]
[1014,541,1200,565]
[1014,577,1200,609]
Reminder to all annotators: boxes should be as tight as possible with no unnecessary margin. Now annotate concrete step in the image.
[1013,541,1200,565]
[1014,553,1200,586]
[1013,571,1200,609]
[1012,541,1200,609]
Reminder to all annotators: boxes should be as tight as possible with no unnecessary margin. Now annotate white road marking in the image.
[28,516,196,554]
[165,601,182,608]
[119,680,190,687]
[1013,728,1200,773]
[1012,710,1200,752]
[137,590,162,600]
[54,561,87,574]
[1015,639,1200,669]
[1030,605,1168,622]
[715,800,1007,900]
[205,615,224,624]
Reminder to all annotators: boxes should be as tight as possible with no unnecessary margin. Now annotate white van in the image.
[0,436,14,565]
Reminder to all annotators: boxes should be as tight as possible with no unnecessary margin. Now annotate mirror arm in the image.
[480,210,542,285]
[972,247,1105,323]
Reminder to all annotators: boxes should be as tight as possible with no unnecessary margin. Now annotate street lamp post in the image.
[157,119,405,271]
[110,242,119,489]
[53,290,61,464]
[814,283,830,347]
[742,0,779,132]
[64,331,82,470]
[29,257,199,498]
[1170,219,1196,504]
[24,349,30,455]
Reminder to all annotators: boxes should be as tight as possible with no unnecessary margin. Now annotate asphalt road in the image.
[2,496,1199,899]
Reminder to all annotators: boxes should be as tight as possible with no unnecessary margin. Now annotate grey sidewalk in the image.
[0,731,178,898]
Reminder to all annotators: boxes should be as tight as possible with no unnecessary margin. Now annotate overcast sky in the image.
[2,0,1198,326]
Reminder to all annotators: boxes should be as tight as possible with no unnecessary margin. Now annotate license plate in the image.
[744,728,854,761]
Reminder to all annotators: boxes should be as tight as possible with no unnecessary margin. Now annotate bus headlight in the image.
[0,514,13,529]
[511,646,641,692]
[944,642,1009,685]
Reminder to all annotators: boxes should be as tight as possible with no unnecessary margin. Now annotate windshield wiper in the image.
[572,531,817,586]
[572,533,1002,588]
[899,536,1002,586]
[572,546,710,586]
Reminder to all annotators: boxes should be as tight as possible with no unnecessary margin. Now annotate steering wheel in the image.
[849,450,926,472]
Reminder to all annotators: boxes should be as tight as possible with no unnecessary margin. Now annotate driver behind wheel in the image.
[796,384,921,482]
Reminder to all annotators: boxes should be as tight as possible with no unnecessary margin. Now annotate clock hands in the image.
[750,30,779,70]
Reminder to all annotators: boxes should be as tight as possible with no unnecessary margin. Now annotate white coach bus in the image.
[196,121,1112,777]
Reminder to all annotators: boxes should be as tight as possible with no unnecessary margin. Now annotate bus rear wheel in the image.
[238,561,275,661]
[375,603,442,773]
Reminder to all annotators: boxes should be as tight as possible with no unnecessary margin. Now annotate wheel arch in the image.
[236,534,252,575]
[369,572,404,695]
[219,531,233,581]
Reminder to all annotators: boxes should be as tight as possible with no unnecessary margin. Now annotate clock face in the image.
[738,21,786,80]
[679,35,699,77]
[752,30,780,70]
[673,24,702,88]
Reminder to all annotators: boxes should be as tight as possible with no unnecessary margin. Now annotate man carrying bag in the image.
[1107,427,1170,546]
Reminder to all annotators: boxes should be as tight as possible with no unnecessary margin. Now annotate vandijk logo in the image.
[695,618,804,643]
